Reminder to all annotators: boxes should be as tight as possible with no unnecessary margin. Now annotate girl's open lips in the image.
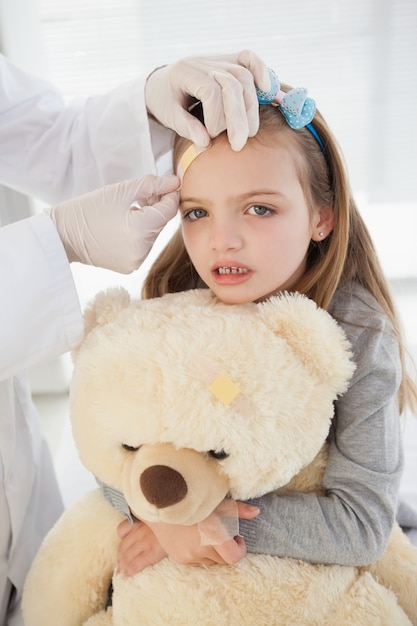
[211,263,252,284]
[217,266,248,275]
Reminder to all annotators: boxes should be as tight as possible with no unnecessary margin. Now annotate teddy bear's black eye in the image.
[208,449,229,460]
[122,443,141,452]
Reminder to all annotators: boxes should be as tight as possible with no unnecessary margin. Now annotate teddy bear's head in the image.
[70,288,354,526]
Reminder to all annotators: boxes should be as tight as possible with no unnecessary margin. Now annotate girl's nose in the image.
[209,219,243,251]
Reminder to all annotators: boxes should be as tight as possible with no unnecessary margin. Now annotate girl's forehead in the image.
[179,139,308,209]
[176,120,302,179]
[181,135,300,183]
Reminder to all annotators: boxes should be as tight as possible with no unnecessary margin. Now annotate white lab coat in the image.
[0,53,173,203]
[0,53,173,625]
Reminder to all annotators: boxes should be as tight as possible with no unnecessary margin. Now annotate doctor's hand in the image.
[145,50,270,151]
[48,175,180,273]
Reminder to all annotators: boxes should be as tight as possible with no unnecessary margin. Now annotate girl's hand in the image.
[117,519,167,577]
[117,501,259,576]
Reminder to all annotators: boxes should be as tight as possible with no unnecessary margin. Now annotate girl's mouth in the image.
[211,264,252,286]
[217,266,249,275]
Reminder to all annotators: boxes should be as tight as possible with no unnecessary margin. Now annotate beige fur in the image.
[22,289,417,625]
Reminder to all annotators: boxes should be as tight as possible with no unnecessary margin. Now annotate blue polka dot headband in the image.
[256,68,325,153]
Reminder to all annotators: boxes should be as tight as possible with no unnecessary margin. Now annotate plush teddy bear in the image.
[22,288,417,626]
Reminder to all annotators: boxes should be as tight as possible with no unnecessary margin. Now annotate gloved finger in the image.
[182,50,268,95]
[171,63,233,142]
[195,63,262,149]
[130,174,180,207]
[128,190,179,241]
[192,77,227,140]
[214,64,263,138]
[210,70,258,151]
[164,103,212,148]
[235,49,271,93]
[211,50,270,93]
[210,51,270,145]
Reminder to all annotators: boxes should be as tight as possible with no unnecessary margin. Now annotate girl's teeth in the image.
[218,266,248,274]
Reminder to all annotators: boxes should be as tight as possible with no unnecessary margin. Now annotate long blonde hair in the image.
[143,101,417,414]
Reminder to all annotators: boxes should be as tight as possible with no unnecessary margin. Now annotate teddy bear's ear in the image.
[257,292,355,389]
[72,287,131,358]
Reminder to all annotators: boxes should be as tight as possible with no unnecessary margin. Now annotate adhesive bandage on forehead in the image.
[176,143,207,181]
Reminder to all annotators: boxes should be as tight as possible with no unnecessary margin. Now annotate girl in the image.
[117,72,417,574]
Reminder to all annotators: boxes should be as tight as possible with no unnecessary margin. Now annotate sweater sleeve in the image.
[239,287,404,566]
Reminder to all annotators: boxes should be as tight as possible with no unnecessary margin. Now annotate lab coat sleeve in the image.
[0,213,84,380]
[0,54,174,204]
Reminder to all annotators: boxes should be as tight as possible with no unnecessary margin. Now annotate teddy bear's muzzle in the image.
[140,465,188,508]
[122,443,230,525]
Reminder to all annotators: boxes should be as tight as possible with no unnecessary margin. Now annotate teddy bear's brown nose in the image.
[140,465,188,508]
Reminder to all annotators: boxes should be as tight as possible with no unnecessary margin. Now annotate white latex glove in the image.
[48,175,180,273]
[145,49,270,151]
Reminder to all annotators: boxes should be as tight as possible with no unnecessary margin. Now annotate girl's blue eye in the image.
[183,208,208,221]
[247,205,272,216]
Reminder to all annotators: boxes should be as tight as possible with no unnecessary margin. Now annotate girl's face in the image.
[179,136,332,304]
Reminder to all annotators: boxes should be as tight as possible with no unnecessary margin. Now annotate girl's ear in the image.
[311,206,334,241]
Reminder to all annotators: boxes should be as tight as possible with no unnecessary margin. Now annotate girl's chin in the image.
[209,285,284,305]
[209,287,259,305]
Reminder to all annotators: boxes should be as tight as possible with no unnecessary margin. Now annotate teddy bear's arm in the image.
[22,489,125,626]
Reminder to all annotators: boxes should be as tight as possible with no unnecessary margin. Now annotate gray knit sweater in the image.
[240,281,404,565]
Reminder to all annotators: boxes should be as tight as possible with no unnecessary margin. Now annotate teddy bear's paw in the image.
[82,287,131,340]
